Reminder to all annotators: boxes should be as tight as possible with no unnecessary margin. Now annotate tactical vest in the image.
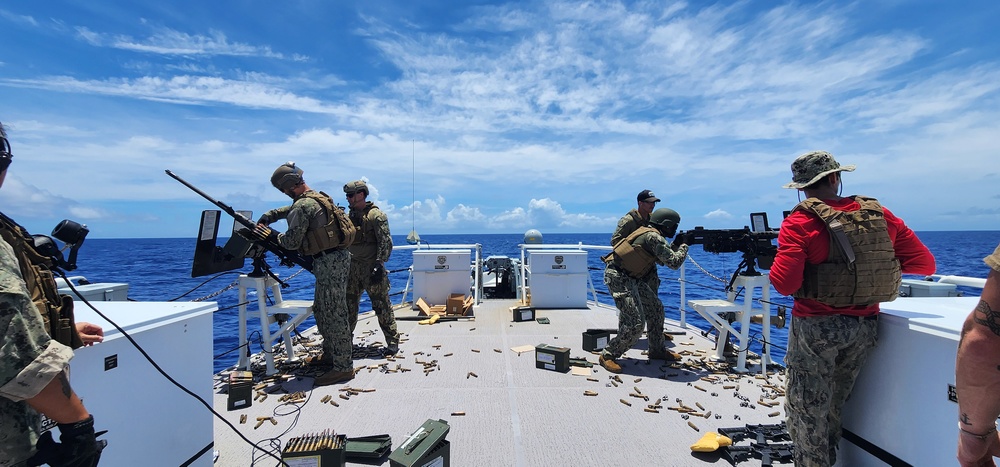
[298,191,357,256]
[348,203,382,263]
[792,196,901,307]
[604,226,659,278]
[0,213,83,348]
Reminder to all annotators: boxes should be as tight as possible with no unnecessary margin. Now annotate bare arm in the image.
[956,268,1000,465]
[25,370,90,424]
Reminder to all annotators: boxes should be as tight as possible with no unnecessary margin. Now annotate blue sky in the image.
[1,1,998,239]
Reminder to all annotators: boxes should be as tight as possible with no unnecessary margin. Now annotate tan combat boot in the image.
[599,355,622,374]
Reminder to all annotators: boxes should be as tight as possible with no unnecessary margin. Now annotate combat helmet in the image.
[271,162,304,192]
[649,208,681,237]
[344,180,368,196]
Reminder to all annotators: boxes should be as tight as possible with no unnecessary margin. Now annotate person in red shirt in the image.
[770,151,935,467]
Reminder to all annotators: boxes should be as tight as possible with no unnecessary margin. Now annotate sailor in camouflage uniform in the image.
[343,180,400,356]
[599,208,689,374]
[770,151,935,466]
[0,122,104,466]
[256,162,354,386]
[610,189,659,246]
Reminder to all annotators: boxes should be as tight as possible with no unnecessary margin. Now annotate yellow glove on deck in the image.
[690,432,733,452]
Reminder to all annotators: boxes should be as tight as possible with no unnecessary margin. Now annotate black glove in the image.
[238,226,278,243]
[27,415,106,467]
[369,262,385,285]
[256,213,272,226]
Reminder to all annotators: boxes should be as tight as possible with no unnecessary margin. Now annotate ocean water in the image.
[67,231,998,373]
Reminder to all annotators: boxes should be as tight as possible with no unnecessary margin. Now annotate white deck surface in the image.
[212,299,789,467]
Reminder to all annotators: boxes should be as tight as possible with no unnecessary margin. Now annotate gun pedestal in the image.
[237,275,314,376]
[687,273,772,374]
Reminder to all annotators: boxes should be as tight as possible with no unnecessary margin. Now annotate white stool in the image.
[237,275,314,376]
[688,274,772,373]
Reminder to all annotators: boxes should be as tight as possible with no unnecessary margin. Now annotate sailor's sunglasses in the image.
[345,191,357,198]
[0,137,12,172]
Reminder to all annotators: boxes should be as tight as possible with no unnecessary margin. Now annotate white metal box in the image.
[412,250,471,306]
[526,250,587,308]
[69,301,216,467]
[840,296,976,466]
[59,282,130,302]
[899,278,958,297]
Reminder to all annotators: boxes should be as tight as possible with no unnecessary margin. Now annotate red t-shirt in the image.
[769,197,936,317]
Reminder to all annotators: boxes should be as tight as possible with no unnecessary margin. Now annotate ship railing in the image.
[929,274,987,289]
[518,242,614,309]
[391,242,484,308]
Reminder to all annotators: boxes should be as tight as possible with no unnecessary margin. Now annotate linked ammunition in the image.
[283,429,345,454]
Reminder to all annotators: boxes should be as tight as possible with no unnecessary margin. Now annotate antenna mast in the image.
[406,139,421,245]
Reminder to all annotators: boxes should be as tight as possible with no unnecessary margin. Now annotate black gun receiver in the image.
[677,212,778,278]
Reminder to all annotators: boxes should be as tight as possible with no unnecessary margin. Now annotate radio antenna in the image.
[406,139,421,245]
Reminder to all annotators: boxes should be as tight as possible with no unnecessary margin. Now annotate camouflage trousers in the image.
[784,314,878,467]
[600,266,664,360]
[312,250,353,373]
[0,397,39,467]
[346,260,399,346]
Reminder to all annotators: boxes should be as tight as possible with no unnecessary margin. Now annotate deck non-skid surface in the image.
[213,299,787,466]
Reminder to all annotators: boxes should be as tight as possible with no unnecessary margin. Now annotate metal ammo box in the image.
[510,305,536,322]
[389,419,450,467]
[535,344,570,372]
[582,329,611,351]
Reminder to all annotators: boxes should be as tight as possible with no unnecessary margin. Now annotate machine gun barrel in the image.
[165,170,313,272]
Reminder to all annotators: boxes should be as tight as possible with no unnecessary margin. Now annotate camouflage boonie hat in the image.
[782,151,856,189]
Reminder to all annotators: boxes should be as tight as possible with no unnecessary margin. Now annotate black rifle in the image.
[165,170,313,273]
[720,442,794,466]
[718,422,791,444]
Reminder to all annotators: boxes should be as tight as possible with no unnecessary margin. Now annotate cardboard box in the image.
[510,306,535,322]
[415,297,447,316]
[389,419,450,467]
[227,371,253,411]
[535,344,570,372]
[582,329,610,351]
[446,294,465,315]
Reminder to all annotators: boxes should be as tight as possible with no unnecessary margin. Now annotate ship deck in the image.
[212,298,787,467]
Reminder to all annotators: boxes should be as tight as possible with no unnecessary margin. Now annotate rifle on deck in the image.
[165,170,313,273]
